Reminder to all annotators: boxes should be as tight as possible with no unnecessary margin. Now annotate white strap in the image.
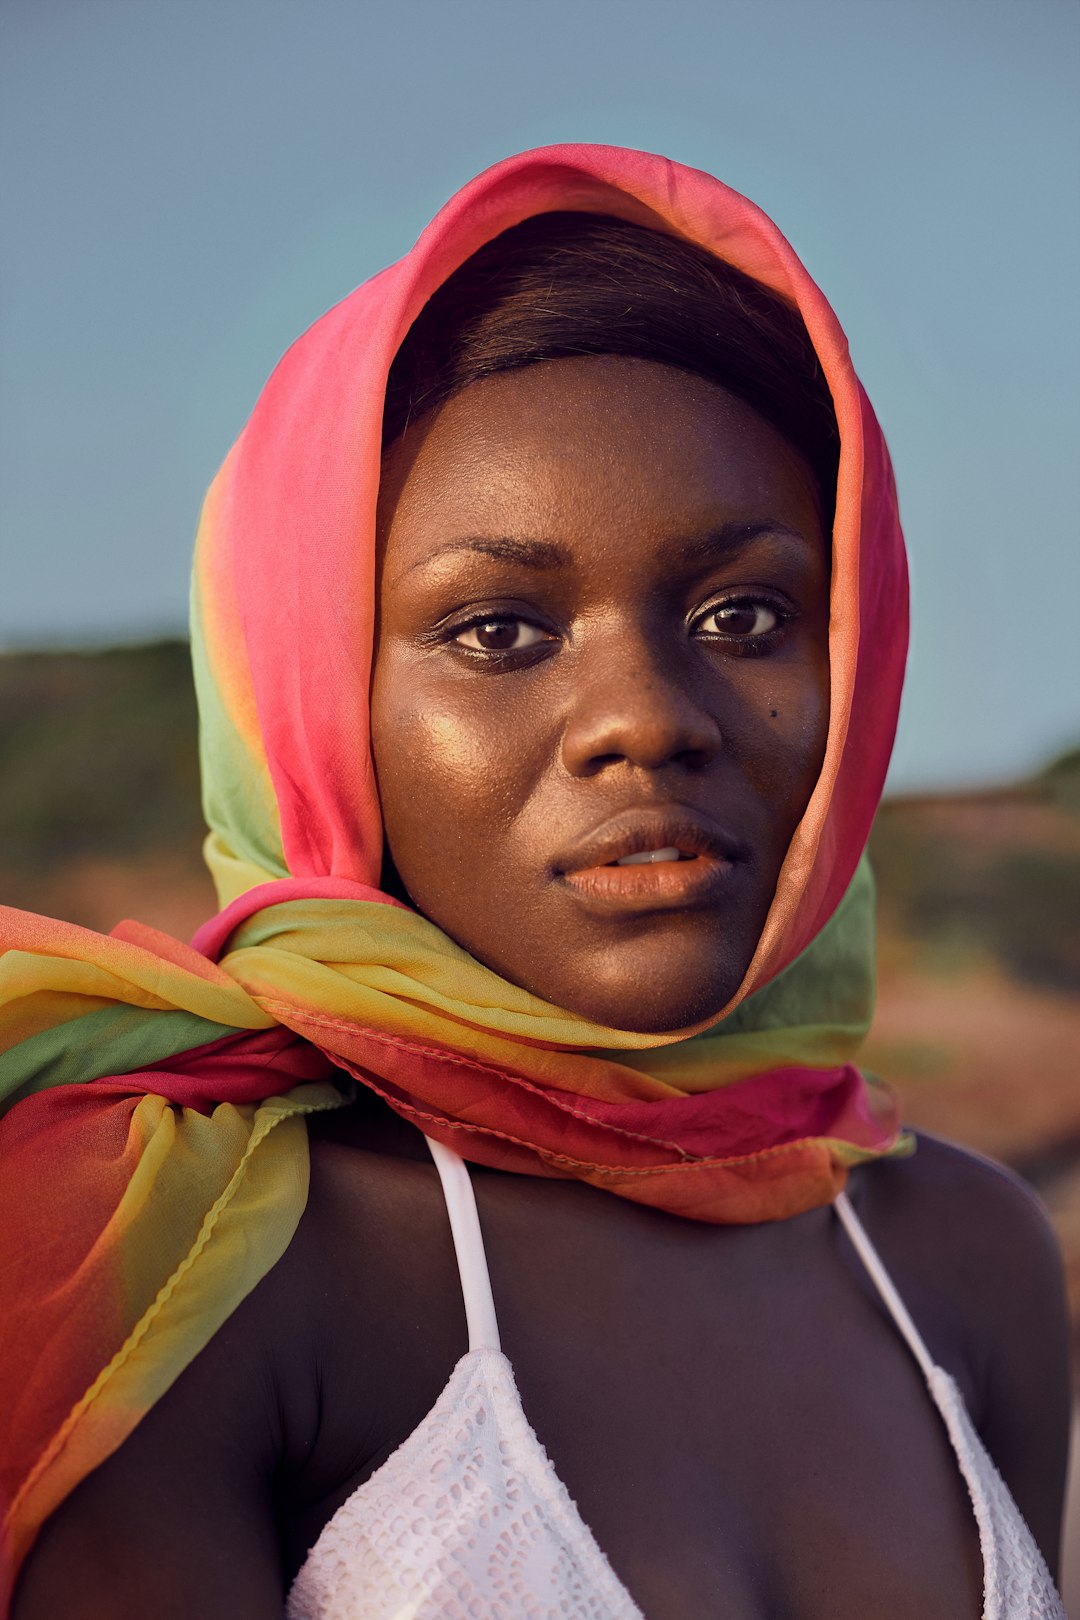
[423,1153,932,1375]
[425,1137,501,1353]
[834,1190,936,1381]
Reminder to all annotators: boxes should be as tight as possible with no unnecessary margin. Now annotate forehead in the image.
[376,355,824,564]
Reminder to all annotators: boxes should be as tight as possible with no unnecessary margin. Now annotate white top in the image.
[286,1140,1065,1620]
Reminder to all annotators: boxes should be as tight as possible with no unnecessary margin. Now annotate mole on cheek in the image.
[769,709,779,719]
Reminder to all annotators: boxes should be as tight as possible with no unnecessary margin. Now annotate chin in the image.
[573,997,732,1036]
[547,962,746,1035]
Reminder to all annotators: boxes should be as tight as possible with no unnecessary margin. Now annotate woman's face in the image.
[372,356,830,1032]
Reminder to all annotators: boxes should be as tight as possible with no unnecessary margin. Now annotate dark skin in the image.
[14,360,1070,1619]
[370,358,831,1030]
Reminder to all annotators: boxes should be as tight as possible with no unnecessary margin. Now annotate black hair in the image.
[382,211,839,520]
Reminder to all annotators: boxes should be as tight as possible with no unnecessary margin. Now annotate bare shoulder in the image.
[854,1131,1068,1352]
[298,1092,449,1266]
[11,1214,295,1619]
[12,1100,447,1619]
[855,1129,1067,1312]
[852,1131,1071,1573]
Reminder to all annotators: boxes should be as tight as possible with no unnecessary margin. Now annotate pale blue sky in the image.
[2,0,1078,790]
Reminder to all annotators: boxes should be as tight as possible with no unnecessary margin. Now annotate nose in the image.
[560,632,722,777]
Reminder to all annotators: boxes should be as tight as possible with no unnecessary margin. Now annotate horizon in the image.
[2,634,1076,802]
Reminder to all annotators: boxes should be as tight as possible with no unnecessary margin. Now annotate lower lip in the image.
[558,854,735,911]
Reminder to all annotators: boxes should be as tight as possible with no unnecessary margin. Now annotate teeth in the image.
[614,846,684,866]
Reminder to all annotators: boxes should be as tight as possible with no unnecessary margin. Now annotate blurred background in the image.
[3,0,1079,1598]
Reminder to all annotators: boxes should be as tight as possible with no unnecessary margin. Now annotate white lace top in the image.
[286,1139,1065,1620]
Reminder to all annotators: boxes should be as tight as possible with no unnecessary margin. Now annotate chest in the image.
[280,1161,984,1619]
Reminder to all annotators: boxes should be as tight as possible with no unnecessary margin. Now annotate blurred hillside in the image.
[865,751,1080,1381]
[0,642,214,938]
[3,640,1080,1367]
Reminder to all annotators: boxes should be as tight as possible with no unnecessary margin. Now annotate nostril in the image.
[560,684,722,777]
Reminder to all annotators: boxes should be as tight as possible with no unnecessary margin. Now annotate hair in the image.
[382,211,840,521]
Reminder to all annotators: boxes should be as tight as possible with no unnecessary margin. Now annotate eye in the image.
[453,616,553,652]
[694,599,781,639]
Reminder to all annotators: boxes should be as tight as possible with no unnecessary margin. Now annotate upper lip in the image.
[553,805,747,874]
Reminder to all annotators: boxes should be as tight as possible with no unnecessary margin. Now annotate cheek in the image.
[773,661,830,759]
[732,653,830,827]
[370,658,537,889]
[385,706,483,786]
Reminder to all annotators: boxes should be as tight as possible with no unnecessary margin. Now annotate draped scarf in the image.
[0,143,909,1601]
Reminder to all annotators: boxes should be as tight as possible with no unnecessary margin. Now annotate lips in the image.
[553,806,746,912]
[555,806,745,872]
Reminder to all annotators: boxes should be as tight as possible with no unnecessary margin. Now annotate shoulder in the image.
[851,1131,1070,1573]
[10,1200,295,1619]
[297,1094,451,1275]
[854,1130,1068,1357]
[291,1099,467,1380]
[855,1129,1066,1317]
[12,1100,457,1618]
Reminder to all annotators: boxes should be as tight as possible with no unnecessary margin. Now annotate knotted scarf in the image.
[0,143,909,1599]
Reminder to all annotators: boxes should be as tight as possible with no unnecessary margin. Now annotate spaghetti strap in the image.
[833,1190,936,1381]
[425,1136,501,1353]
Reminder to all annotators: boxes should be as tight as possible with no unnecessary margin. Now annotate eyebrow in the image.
[401,520,815,580]
[679,520,819,563]
[400,535,573,578]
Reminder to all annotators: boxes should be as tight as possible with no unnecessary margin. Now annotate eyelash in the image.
[690,595,792,654]
[438,594,793,663]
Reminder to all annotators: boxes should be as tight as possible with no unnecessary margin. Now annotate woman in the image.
[0,145,1069,1618]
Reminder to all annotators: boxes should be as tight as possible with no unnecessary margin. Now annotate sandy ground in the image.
[866,961,1080,1161]
[1,853,217,943]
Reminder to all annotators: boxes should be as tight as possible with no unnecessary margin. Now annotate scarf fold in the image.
[0,143,908,1602]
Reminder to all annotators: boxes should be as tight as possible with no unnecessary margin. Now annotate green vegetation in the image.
[869,747,1080,993]
[0,641,203,869]
[1042,746,1080,813]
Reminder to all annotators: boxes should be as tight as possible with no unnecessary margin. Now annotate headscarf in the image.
[0,144,908,1600]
